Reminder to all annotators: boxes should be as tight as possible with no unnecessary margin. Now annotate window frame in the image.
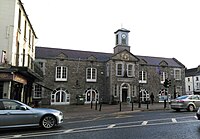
[160,72,168,83]
[116,62,124,76]
[139,71,147,83]
[55,66,68,81]
[34,84,42,98]
[174,68,181,80]
[127,63,135,77]
[86,67,97,82]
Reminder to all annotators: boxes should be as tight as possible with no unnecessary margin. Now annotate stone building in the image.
[34,28,185,105]
[0,0,42,104]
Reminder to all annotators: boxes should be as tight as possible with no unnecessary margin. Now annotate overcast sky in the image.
[22,0,200,69]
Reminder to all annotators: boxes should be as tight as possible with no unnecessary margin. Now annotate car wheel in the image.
[188,105,194,112]
[41,115,56,129]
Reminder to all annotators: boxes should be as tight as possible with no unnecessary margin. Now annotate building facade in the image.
[185,66,200,95]
[0,0,42,104]
[35,28,186,105]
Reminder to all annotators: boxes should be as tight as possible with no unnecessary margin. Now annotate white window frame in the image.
[127,63,135,77]
[160,72,168,83]
[55,66,68,81]
[86,68,97,82]
[116,62,124,76]
[34,84,42,98]
[139,71,147,83]
[174,68,181,80]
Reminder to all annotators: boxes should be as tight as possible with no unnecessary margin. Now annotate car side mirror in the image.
[20,106,27,110]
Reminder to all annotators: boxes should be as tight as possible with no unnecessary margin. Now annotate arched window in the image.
[85,88,98,104]
[51,88,70,105]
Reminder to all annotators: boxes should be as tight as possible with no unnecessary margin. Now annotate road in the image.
[0,110,200,139]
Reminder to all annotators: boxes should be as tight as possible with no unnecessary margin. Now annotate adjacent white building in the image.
[185,66,200,95]
[0,0,42,104]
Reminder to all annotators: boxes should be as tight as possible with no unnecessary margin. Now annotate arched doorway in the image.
[120,83,130,102]
[85,88,98,104]
[51,88,70,105]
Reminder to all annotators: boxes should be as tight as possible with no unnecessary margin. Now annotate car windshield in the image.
[176,96,188,100]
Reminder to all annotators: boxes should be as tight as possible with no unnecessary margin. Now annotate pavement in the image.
[42,102,171,120]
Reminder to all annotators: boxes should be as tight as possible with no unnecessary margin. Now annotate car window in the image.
[177,96,188,100]
[0,102,5,110]
[188,95,199,100]
[2,101,22,110]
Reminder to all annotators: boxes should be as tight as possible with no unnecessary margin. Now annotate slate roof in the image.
[185,67,200,77]
[35,46,184,68]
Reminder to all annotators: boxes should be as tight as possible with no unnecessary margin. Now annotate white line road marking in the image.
[172,118,177,123]
[141,121,148,125]
[63,129,74,133]
[107,124,116,128]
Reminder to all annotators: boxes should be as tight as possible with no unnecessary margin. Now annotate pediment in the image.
[111,50,139,62]
[159,60,168,67]
[57,53,68,59]
[87,55,97,61]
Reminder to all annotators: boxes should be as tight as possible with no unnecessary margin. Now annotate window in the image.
[161,72,168,83]
[196,77,199,81]
[188,85,191,91]
[116,63,124,76]
[38,62,45,75]
[55,66,67,81]
[34,84,42,98]
[188,78,190,82]
[86,68,97,82]
[132,85,137,97]
[24,21,26,39]
[32,35,34,52]
[174,69,181,80]
[51,88,70,105]
[127,64,135,77]
[18,9,21,30]
[113,84,118,97]
[196,83,200,90]
[139,71,147,83]
[122,38,126,45]
[3,101,21,110]
[29,30,31,47]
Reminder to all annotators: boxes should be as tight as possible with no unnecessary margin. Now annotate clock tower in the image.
[114,28,130,54]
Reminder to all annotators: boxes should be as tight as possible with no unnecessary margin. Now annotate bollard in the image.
[164,100,166,109]
[95,101,97,110]
[132,101,134,111]
[91,101,93,109]
[99,102,102,111]
[120,102,122,111]
[147,101,149,109]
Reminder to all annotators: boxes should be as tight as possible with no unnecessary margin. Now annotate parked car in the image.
[171,95,200,112]
[0,99,63,129]
[196,107,200,120]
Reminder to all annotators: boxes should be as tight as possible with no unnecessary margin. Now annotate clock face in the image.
[122,34,126,39]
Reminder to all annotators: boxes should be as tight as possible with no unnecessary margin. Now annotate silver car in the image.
[0,99,63,129]
[171,95,200,112]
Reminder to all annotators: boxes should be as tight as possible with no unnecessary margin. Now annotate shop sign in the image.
[0,73,13,81]
[13,74,27,84]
